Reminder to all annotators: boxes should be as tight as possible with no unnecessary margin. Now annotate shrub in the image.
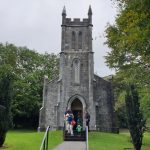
[0,75,12,147]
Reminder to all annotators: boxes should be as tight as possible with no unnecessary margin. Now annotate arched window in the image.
[73,59,80,84]
[72,31,75,49]
[78,31,82,49]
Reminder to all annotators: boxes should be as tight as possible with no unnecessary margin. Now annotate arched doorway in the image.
[67,94,86,129]
[71,98,83,129]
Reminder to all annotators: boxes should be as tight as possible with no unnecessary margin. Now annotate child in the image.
[76,124,82,136]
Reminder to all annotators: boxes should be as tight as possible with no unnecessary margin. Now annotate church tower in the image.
[38,6,118,132]
[59,5,95,129]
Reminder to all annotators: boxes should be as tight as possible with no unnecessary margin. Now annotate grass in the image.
[89,131,132,150]
[89,131,150,150]
[1,130,150,150]
[1,130,63,150]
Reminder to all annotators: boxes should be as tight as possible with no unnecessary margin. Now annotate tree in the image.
[0,74,12,147]
[104,0,150,127]
[140,88,150,126]
[125,84,145,150]
[0,105,7,147]
[105,0,150,87]
[0,43,59,128]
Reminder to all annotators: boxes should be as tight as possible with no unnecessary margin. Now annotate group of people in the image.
[64,109,90,136]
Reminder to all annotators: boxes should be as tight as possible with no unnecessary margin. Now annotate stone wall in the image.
[39,77,59,130]
[94,75,116,132]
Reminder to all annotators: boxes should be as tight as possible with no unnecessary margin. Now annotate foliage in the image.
[0,74,12,147]
[0,105,7,147]
[105,0,150,87]
[0,43,59,128]
[105,0,150,128]
[140,87,150,127]
[125,85,146,150]
[116,104,127,128]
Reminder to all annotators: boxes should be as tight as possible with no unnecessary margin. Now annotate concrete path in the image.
[53,141,86,150]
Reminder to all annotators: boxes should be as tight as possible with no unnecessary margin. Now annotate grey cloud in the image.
[0,0,117,76]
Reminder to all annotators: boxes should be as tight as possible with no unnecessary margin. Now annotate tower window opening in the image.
[72,31,75,49]
[78,31,82,49]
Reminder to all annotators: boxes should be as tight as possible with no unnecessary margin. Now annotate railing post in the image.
[43,140,45,150]
[40,126,50,150]
[86,126,88,150]
[46,127,49,150]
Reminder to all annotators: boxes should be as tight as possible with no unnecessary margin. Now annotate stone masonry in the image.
[38,6,118,132]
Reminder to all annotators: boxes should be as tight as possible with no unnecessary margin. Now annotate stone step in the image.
[64,136,86,141]
[64,130,86,141]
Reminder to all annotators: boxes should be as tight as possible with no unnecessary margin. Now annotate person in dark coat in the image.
[85,110,90,131]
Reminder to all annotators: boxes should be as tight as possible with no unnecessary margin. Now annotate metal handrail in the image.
[40,126,50,150]
[86,126,89,150]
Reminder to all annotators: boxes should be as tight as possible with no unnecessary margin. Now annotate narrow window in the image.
[73,59,80,84]
[72,31,75,49]
[78,31,82,49]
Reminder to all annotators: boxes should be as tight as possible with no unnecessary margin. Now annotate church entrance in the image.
[71,98,83,130]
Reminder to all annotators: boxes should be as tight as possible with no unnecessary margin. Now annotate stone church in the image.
[38,6,118,132]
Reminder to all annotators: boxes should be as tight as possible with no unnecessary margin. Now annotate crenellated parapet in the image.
[62,6,93,27]
[63,18,92,27]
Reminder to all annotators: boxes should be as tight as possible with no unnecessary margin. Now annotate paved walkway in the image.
[53,141,86,150]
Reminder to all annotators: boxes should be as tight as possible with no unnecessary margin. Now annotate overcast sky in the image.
[0,0,117,77]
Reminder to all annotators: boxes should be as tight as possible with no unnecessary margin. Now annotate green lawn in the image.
[1,130,63,150]
[89,131,150,150]
[1,130,150,150]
